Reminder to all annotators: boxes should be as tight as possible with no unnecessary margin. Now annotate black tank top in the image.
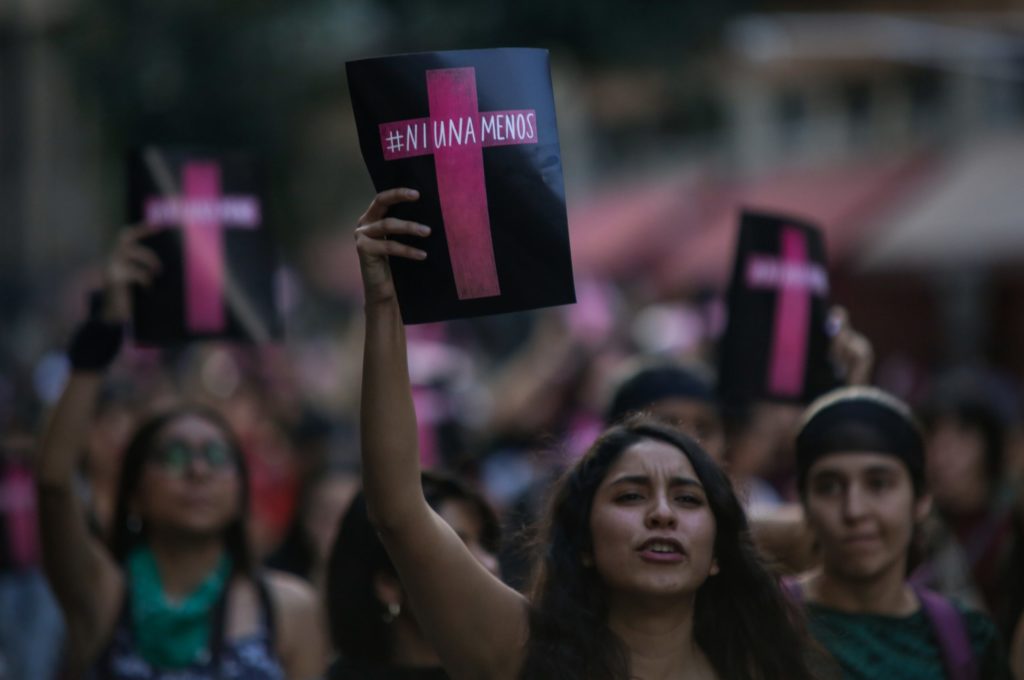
[87,576,285,680]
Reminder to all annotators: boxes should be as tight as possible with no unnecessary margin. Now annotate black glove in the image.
[67,291,124,372]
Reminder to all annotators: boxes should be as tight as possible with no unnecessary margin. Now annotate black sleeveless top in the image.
[87,576,285,680]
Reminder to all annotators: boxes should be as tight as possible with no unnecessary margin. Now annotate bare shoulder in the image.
[264,570,319,606]
[263,570,328,679]
[256,571,324,646]
[263,570,324,631]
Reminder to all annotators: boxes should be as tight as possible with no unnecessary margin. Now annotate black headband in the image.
[796,387,924,491]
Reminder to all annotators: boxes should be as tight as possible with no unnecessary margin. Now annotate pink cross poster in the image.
[127,147,282,345]
[346,48,576,324]
[717,210,839,407]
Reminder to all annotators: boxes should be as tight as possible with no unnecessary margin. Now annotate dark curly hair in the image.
[520,417,815,680]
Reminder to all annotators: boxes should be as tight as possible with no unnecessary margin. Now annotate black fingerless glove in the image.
[67,291,124,372]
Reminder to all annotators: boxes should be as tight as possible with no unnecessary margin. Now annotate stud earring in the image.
[381,602,401,623]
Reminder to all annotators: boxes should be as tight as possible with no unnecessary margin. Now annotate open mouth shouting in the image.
[637,537,687,563]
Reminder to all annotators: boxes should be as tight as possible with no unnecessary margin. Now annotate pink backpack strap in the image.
[785,579,977,680]
[913,585,978,680]
[781,576,804,602]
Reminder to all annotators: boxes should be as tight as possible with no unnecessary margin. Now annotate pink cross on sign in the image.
[745,227,828,397]
[378,67,539,300]
[145,162,261,333]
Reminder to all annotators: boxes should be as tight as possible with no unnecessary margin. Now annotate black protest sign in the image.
[718,210,838,407]
[347,48,576,324]
[127,147,282,345]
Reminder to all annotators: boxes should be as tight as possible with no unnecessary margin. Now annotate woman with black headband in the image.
[790,386,1011,679]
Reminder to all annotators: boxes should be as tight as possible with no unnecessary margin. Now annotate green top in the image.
[804,601,1012,680]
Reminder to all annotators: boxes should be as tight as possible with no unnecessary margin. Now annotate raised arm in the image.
[36,226,159,670]
[355,189,528,680]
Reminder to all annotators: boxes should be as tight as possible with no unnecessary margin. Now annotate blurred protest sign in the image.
[718,210,838,406]
[127,147,282,345]
[347,48,575,324]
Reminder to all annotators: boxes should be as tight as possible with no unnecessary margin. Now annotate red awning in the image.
[568,152,936,294]
[567,169,708,280]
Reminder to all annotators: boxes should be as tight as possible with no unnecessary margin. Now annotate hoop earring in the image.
[381,602,401,623]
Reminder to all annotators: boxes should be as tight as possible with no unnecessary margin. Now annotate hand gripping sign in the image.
[127,147,282,345]
[347,49,576,324]
[717,210,839,407]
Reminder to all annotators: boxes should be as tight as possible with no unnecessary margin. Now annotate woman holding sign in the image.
[36,226,327,679]
[354,188,817,680]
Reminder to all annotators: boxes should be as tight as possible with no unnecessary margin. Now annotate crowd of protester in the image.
[0,189,1022,679]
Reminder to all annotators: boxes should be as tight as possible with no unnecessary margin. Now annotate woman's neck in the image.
[812,560,916,616]
[147,534,228,601]
[607,593,716,680]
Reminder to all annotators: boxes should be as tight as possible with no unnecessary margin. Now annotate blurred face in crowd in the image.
[926,417,989,515]
[134,413,243,538]
[728,402,802,480]
[648,397,725,462]
[375,493,500,640]
[804,451,929,582]
[438,498,500,576]
[589,438,718,604]
[304,473,360,564]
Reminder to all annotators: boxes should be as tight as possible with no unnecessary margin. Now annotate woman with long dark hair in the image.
[353,188,816,680]
[325,472,500,679]
[37,226,327,679]
[916,380,1020,621]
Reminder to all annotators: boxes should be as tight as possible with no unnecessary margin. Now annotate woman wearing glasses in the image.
[36,226,327,679]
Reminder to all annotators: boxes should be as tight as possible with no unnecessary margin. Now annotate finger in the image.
[356,218,431,241]
[849,334,873,360]
[826,305,848,337]
[114,263,157,288]
[122,243,163,273]
[118,223,161,245]
[356,234,427,261]
[125,271,155,288]
[832,334,856,361]
[360,188,420,224]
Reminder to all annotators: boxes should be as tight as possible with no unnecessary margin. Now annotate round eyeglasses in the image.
[148,440,236,476]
